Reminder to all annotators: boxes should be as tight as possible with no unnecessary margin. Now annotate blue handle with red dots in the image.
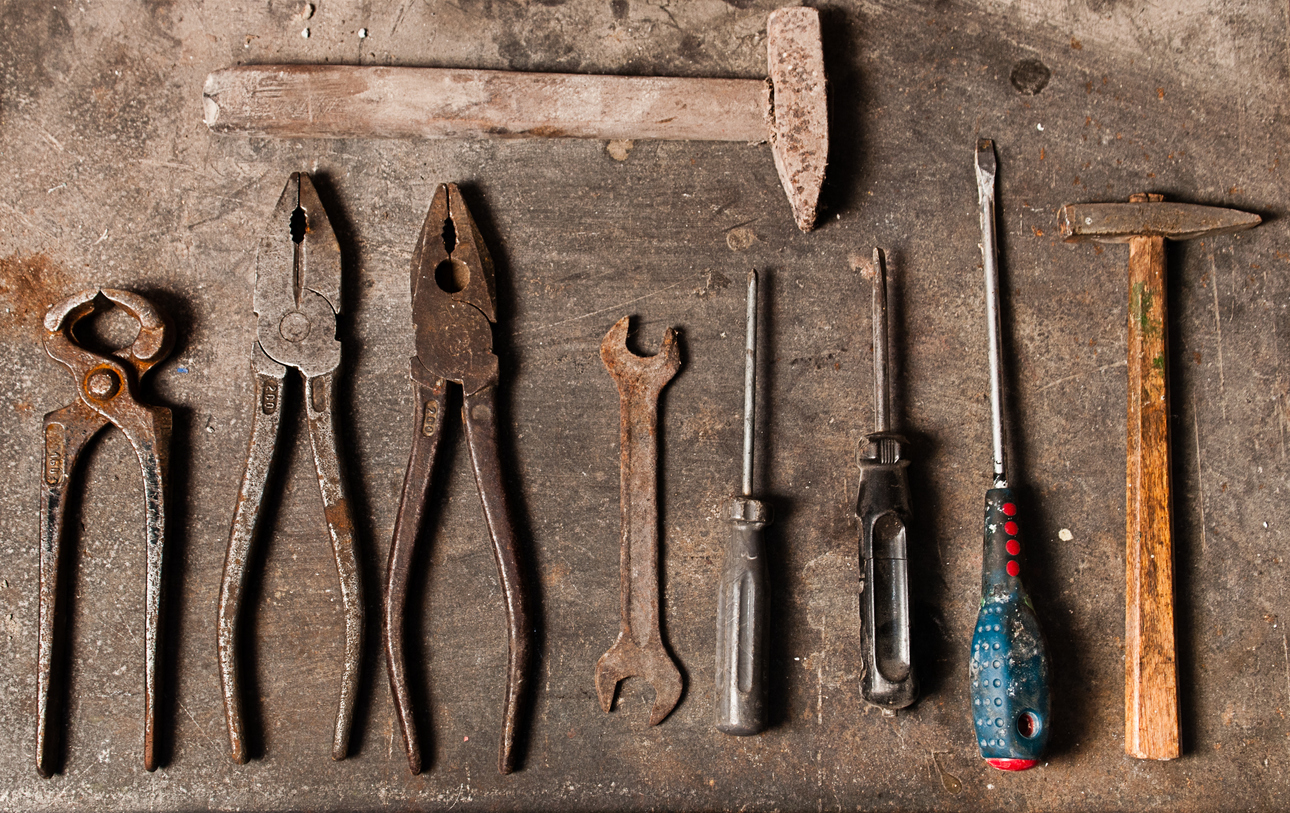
[969,488,1050,770]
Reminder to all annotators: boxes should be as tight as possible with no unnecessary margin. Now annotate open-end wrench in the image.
[596,316,683,726]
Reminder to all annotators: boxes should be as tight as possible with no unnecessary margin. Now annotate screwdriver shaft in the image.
[742,270,757,496]
[872,249,890,434]
[976,141,1008,487]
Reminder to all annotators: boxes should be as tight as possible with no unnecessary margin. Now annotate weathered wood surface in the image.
[204,65,770,142]
[1123,229,1181,761]
[0,1,1288,811]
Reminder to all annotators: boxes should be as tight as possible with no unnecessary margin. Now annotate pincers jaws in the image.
[597,316,684,726]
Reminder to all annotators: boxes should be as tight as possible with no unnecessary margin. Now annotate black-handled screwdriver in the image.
[856,248,917,710]
[969,138,1051,770]
[715,269,772,735]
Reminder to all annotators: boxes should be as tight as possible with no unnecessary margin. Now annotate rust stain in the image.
[323,498,355,534]
[0,253,72,338]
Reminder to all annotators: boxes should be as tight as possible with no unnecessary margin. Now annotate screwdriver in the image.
[855,248,917,710]
[715,269,772,735]
[970,138,1051,770]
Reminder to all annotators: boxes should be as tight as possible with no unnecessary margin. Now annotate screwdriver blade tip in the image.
[975,139,997,190]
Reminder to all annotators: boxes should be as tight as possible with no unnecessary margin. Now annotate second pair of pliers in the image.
[217,173,363,763]
[384,184,531,775]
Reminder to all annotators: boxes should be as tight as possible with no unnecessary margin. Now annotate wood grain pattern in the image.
[203,65,769,142]
[1123,198,1182,760]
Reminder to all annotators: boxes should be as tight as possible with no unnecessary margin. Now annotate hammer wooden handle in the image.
[1124,229,1181,760]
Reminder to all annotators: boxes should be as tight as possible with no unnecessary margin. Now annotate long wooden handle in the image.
[203,65,767,142]
[1124,226,1181,760]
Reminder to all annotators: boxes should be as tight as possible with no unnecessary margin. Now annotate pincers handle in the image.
[969,488,1050,770]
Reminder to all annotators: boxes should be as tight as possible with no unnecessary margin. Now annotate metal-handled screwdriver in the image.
[855,248,917,710]
[715,269,772,735]
[970,138,1051,770]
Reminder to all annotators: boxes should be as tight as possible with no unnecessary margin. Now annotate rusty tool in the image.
[970,139,1050,771]
[1059,192,1261,760]
[202,7,827,232]
[217,172,363,764]
[383,183,531,775]
[597,316,683,725]
[715,270,772,735]
[36,289,174,777]
[855,248,917,711]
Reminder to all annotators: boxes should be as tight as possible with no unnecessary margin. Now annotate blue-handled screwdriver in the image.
[969,139,1051,771]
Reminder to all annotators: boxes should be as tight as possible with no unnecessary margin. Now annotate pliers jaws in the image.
[410,182,498,394]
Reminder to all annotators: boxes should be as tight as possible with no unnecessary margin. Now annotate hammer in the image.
[1058,193,1260,759]
[203,7,827,232]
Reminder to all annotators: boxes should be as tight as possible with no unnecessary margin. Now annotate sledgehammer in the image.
[1058,193,1260,760]
[203,7,828,231]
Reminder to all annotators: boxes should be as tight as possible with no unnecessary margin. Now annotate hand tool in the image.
[715,270,772,735]
[855,248,917,711]
[36,289,174,777]
[217,172,363,764]
[383,183,531,775]
[969,139,1050,771]
[597,316,683,725]
[202,7,827,232]
[1059,193,1260,760]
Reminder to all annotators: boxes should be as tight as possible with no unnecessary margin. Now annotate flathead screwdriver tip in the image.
[975,139,996,189]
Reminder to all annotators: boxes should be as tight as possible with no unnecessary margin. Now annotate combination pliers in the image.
[383,183,531,774]
[216,172,363,763]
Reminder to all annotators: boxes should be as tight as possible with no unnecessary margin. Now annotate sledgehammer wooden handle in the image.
[1124,226,1181,760]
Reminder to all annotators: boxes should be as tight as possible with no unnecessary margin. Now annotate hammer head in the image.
[766,6,829,232]
[1059,194,1261,244]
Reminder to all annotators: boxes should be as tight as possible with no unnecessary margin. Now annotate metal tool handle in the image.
[123,407,172,775]
[715,497,772,734]
[1124,230,1180,760]
[856,433,916,709]
[462,384,532,774]
[384,371,447,775]
[303,371,364,762]
[217,346,288,764]
[969,488,1050,769]
[36,402,106,777]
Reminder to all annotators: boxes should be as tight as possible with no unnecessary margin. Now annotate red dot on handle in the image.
[1004,520,1019,536]
[1006,560,1020,577]
[1002,502,1017,516]
[1006,539,1021,556]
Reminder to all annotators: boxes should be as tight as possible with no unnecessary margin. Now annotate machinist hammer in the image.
[202,7,827,231]
[1058,193,1260,760]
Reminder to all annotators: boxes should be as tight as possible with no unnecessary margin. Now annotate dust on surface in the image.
[0,253,73,339]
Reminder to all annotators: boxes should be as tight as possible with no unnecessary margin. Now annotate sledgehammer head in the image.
[766,7,829,232]
[1058,194,1261,244]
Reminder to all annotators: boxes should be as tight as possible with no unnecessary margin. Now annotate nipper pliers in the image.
[384,183,531,775]
[37,289,174,777]
[217,172,363,763]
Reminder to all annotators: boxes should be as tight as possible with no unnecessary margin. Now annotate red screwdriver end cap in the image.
[986,758,1037,771]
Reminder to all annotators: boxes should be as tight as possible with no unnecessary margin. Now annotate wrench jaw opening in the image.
[595,637,684,726]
